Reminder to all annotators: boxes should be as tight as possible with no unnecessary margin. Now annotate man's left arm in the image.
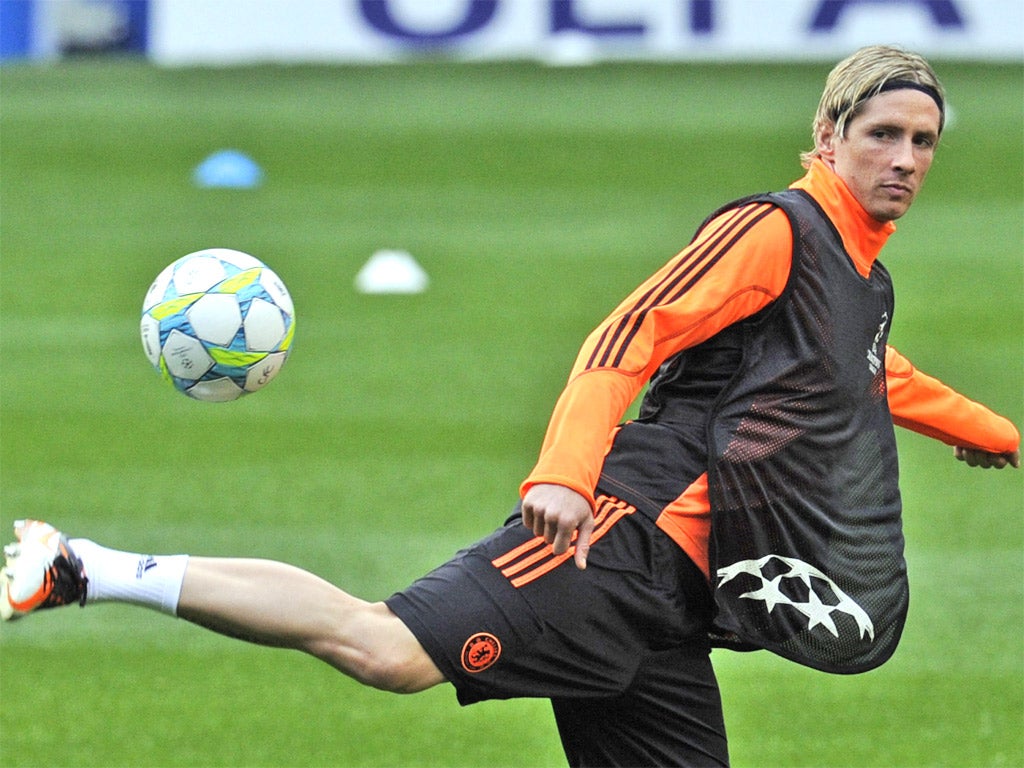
[884,345,1021,469]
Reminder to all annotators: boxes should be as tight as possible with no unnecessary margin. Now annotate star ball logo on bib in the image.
[461,632,502,673]
[717,555,875,642]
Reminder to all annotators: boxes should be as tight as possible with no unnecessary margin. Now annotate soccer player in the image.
[2,46,1019,766]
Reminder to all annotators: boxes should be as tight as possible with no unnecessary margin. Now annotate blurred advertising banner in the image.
[148,0,1023,63]
[3,0,1022,62]
[1,0,147,59]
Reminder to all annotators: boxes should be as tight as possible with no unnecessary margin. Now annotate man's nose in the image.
[892,139,916,174]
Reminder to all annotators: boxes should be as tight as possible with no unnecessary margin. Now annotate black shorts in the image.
[385,496,729,767]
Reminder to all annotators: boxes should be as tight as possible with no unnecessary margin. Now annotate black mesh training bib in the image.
[706,190,907,674]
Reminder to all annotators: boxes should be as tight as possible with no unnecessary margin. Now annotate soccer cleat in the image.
[1,520,88,621]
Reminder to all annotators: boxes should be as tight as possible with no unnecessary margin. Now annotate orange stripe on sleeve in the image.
[521,207,793,504]
[584,203,780,372]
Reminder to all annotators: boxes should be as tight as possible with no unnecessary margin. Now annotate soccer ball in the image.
[140,249,295,402]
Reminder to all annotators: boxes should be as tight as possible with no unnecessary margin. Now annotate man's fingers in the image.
[574,516,595,570]
[520,484,597,564]
[551,525,573,556]
[955,446,1021,469]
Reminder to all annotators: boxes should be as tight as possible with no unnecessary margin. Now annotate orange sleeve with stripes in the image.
[521,203,793,508]
[885,346,1020,453]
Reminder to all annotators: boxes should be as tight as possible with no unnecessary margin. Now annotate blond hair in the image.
[800,45,945,167]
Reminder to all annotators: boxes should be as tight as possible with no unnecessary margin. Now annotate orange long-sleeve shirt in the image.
[521,160,1019,576]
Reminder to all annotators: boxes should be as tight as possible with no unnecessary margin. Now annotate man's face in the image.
[818,89,942,222]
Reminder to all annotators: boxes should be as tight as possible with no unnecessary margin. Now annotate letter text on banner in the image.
[809,0,966,31]
[549,0,645,36]
[358,0,498,43]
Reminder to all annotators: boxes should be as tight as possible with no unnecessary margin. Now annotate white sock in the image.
[70,539,189,616]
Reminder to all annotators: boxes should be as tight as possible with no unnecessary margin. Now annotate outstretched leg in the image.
[178,557,444,692]
[1,520,444,694]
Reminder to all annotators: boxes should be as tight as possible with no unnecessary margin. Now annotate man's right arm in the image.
[520,204,795,566]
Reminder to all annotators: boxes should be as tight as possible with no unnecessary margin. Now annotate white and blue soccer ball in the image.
[140,249,295,402]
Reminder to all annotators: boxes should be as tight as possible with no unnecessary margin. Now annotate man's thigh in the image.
[551,645,729,768]
[386,499,713,705]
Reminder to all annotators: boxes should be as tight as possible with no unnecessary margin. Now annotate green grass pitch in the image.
[0,58,1021,767]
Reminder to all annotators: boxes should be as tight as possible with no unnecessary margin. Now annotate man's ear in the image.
[817,122,837,163]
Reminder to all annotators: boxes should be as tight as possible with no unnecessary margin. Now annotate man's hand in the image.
[954,446,1021,469]
[521,484,595,570]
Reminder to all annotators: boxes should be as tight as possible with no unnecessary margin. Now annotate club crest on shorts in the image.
[717,554,874,642]
[461,632,501,673]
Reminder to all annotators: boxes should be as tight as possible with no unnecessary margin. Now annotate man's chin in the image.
[870,199,914,222]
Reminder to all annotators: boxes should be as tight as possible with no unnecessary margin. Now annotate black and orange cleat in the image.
[1,520,88,621]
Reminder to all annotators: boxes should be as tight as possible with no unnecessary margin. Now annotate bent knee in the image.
[357,643,444,694]
[309,602,444,694]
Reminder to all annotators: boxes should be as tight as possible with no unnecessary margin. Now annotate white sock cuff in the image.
[71,539,190,617]
[150,554,190,616]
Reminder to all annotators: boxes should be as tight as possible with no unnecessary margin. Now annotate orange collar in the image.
[789,160,896,278]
